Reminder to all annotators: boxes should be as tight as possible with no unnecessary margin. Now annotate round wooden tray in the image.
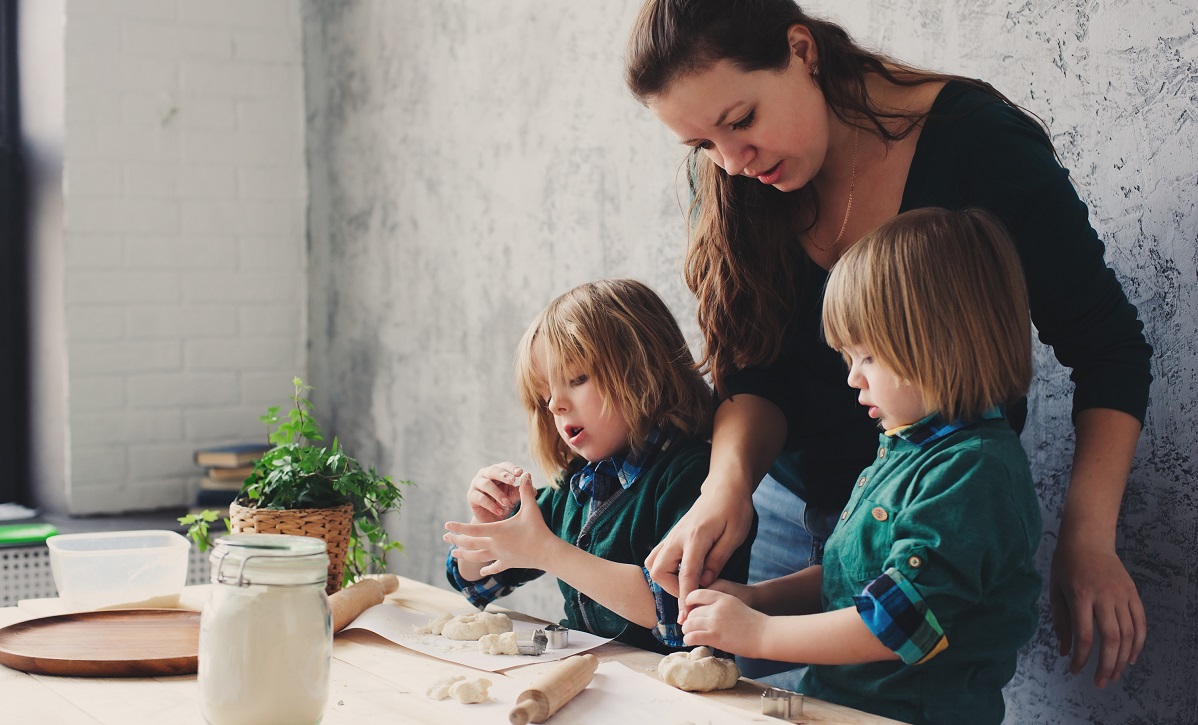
[0,609,200,677]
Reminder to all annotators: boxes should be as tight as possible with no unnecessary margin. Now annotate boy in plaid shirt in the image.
[444,279,753,653]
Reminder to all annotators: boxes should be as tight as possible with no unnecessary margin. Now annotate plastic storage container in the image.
[45,529,190,610]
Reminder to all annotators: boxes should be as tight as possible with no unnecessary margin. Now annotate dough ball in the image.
[425,675,465,700]
[441,612,513,641]
[479,631,520,655]
[658,646,741,692]
[416,612,455,635]
[449,677,492,704]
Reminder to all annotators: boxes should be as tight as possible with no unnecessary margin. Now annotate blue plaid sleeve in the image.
[853,567,948,665]
[642,567,687,649]
[445,547,544,610]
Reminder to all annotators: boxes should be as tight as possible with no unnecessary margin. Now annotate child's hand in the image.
[681,588,768,657]
[467,462,526,523]
[706,579,759,609]
[445,479,556,576]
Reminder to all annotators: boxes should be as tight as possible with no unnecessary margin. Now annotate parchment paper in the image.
[341,602,613,672]
[406,661,773,724]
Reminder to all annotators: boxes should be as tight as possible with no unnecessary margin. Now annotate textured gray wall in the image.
[302,2,1197,722]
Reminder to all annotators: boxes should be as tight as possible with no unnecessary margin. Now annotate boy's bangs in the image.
[540,324,589,380]
[822,278,865,352]
[516,358,546,411]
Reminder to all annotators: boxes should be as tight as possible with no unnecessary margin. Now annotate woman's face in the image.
[647,31,830,192]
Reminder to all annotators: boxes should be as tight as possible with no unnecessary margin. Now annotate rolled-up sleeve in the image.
[642,567,687,649]
[445,548,543,610]
[854,567,947,665]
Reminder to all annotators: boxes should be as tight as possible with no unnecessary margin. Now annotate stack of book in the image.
[191,442,270,512]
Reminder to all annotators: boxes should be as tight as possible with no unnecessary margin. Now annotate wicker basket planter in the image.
[229,501,354,595]
[178,380,410,592]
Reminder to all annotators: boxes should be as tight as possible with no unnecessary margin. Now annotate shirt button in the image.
[908,556,922,568]
[857,476,867,487]
[878,447,887,459]
[871,507,888,521]
[840,510,849,521]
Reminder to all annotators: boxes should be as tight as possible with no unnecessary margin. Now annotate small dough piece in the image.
[478,631,520,655]
[441,612,513,641]
[658,646,740,692]
[416,612,455,635]
[449,677,492,704]
[425,675,465,700]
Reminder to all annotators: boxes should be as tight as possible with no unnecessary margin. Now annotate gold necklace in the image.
[806,127,859,253]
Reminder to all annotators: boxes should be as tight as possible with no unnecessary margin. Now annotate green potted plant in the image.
[180,377,412,593]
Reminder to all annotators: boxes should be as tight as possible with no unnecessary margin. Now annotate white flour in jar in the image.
[199,583,331,724]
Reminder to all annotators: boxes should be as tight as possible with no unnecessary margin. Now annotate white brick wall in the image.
[61,0,307,513]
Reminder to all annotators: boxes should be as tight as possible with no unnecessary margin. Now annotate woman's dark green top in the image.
[724,80,1153,510]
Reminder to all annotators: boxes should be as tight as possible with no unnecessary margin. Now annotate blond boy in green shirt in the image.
[681,208,1042,724]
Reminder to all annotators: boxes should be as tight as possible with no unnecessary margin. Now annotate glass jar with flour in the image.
[199,534,332,725]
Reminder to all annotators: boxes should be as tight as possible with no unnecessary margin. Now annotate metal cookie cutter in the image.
[543,624,569,649]
[516,629,548,656]
[761,687,805,722]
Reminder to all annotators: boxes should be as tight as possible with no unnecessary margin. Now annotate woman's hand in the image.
[445,478,554,576]
[466,462,525,524]
[1050,540,1147,688]
[681,588,767,656]
[1052,407,1147,687]
[645,480,756,618]
[647,393,785,619]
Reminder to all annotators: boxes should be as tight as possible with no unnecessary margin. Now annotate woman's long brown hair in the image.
[626,0,1030,395]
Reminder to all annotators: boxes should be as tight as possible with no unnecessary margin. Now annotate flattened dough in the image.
[478,631,520,655]
[441,611,513,640]
[658,646,740,692]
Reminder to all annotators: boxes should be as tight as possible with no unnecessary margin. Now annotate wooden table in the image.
[0,577,902,724]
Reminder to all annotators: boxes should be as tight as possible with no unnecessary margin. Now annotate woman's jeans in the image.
[735,473,841,689]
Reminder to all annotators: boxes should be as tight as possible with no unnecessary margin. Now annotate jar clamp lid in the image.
[209,533,329,588]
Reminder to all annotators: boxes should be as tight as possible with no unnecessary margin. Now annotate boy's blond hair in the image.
[516,279,712,482]
[822,207,1033,422]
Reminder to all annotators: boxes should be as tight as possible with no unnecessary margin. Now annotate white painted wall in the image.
[50,0,308,513]
[302,1,1197,722]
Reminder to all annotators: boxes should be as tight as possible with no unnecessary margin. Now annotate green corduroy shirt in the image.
[802,418,1042,725]
[540,436,754,653]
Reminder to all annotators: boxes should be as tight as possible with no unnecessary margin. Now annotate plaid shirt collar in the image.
[886,406,1005,446]
[569,426,673,505]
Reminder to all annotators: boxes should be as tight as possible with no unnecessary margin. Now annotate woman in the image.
[626,0,1150,689]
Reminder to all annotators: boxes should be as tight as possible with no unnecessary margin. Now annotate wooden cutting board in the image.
[0,609,200,677]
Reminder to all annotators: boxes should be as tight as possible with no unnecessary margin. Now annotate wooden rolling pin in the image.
[329,573,399,632]
[509,653,599,725]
